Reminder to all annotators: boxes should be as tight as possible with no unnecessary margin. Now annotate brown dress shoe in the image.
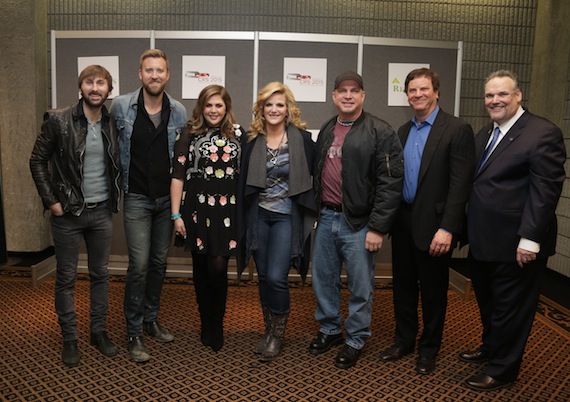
[379,346,412,362]
[415,356,435,374]
[464,373,513,391]
[458,348,489,363]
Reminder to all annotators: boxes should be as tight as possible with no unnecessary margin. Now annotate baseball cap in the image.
[334,71,364,90]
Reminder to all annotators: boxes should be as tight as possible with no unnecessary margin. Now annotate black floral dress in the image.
[172,125,242,256]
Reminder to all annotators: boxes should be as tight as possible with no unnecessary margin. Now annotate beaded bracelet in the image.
[171,212,182,220]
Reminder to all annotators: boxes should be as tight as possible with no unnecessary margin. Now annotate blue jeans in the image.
[311,208,377,350]
[123,193,173,336]
[252,207,293,315]
[51,203,112,341]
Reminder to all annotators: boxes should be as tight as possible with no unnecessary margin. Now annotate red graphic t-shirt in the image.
[320,122,351,206]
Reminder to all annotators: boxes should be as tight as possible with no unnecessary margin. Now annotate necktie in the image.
[477,126,500,171]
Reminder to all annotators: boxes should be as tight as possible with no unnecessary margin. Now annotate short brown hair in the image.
[77,65,113,92]
[485,70,519,91]
[404,68,440,93]
[139,49,169,71]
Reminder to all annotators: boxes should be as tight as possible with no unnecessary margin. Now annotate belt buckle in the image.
[85,202,98,209]
[323,203,342,212]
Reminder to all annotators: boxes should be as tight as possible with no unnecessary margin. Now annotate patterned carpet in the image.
[0,272,569,402]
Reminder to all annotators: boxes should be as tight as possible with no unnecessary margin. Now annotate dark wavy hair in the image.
[187,85,238,139]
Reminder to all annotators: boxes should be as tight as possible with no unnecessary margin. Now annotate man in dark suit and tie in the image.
[380,68,475,374]
[461,70,566,391]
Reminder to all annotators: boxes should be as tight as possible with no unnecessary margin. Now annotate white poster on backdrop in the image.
[283,58,327,102]
[388,63,430,106]
[77,56,120,98]
[182,56,226,99]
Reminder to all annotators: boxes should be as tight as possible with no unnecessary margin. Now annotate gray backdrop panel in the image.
[55,38,150,108]
[154,38,255,128]
[257,41,359,131]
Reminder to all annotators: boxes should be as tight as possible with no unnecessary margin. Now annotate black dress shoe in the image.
[62,340,80,367]
[379,346,412,362]
[128,336,150,362]
[143,321,175,342]
[334,344,360,369]
[464,373,513,391]
[308,332,344,355]
[90,331,118,357]
[415,356,436,374]
[459,348,489,363]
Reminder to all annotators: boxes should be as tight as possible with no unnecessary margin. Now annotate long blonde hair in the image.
[249,82,306,141]
[187,85,238,139]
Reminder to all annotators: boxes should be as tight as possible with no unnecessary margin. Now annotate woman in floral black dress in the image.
[170,85,242,351]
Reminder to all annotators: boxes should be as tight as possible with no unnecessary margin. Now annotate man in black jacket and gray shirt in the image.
[30,65,121,367]
[309,71,403,369]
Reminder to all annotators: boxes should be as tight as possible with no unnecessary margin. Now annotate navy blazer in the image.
[467,110,566,261]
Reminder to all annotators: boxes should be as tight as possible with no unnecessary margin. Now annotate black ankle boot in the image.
[62,340,80,367]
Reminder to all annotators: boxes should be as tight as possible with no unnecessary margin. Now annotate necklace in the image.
[267,130,286,165]
[337,116,355,127]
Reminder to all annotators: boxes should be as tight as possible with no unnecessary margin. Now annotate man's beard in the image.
[143,81,167,97]
[82,91,108,108]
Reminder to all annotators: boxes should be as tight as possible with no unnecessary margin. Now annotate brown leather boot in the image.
[260,312,289,362]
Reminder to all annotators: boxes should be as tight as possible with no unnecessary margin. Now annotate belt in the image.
[322,203,342,212]
[85,201,105,209]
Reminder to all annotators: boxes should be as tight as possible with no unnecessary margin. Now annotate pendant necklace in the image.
[267,130,286,165]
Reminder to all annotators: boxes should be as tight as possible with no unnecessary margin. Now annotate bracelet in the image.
[171,212,182,220]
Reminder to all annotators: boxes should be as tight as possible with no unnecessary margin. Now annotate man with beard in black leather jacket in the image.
[30,65,121,368]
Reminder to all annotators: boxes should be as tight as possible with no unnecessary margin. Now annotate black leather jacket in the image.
[314,111,404,233]
[30,100,121,216]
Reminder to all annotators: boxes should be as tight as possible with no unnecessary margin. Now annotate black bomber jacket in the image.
[314,111,404,234]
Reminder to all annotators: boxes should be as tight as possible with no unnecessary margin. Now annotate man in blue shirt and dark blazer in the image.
[380,68,475,375]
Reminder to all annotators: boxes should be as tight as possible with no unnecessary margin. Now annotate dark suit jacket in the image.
[397,108,475,251]
[467,110,566,261]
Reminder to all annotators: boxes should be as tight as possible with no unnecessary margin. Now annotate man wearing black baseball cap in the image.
[333,71,364,90]
[309,71,404,369]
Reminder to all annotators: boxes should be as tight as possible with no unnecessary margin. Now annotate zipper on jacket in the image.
[385,154,392,177]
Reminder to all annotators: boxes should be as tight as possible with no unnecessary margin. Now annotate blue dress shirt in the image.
[402,106,440,204]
